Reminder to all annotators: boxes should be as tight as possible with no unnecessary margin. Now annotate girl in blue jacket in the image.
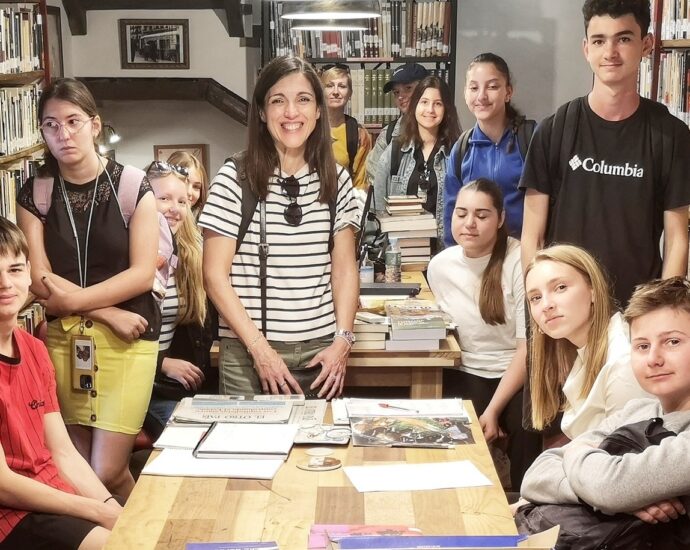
[443,53,535,247]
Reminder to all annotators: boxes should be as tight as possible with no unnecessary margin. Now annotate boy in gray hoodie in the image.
[521,277,690,525]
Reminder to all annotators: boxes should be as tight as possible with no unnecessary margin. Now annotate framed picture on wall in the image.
[46,6,64,79]
[119,19,190,70]
[153,144,209,175]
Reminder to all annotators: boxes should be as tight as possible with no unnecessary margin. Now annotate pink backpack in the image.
[32,165,177,307]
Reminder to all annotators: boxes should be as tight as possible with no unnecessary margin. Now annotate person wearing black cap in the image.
[365,63,429,185]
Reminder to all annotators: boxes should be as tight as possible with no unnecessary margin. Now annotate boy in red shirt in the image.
[0,217,121,549]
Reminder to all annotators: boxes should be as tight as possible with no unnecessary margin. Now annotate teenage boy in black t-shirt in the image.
[520,0,690,308]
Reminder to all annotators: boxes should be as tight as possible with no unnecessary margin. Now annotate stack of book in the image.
[379,210,437,271]
[384,300,447,351]
[384,195,425,216]
[352,317,388,351]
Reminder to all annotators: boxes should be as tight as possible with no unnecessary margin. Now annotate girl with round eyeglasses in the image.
[17,78,161,498]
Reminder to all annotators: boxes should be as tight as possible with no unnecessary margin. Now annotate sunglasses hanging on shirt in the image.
[279,175,302,226]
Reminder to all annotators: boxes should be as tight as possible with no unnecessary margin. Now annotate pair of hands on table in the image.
[250,337,350,400]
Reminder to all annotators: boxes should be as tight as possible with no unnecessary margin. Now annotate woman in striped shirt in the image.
[199,56,361,399]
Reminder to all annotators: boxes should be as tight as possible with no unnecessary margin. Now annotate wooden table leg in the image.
[409,367,443,399]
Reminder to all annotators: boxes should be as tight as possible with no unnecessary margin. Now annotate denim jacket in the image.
[373,139,449,242]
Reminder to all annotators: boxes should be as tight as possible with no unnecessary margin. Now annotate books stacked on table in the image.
[378,199,437,271]
[384,195,425,216]
[352,312,389,351]
[384,300,448,352]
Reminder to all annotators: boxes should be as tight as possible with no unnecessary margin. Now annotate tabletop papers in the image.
[142,448,283,479]
[344,460,492,492]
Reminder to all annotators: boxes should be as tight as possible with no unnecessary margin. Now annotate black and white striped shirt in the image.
[198,161,361,341]
[158,274,178,352]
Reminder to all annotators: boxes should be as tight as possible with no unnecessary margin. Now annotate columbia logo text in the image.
[569,155,644,178]
[569,155,582,170]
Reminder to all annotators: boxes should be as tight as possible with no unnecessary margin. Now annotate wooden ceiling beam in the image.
[77,77,249,126]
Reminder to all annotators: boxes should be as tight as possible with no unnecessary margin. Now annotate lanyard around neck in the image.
[58,158,112,288]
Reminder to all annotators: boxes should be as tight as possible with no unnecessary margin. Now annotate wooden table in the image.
[347,272,461,398]
[106,403,515,549]
[210,272,461,399]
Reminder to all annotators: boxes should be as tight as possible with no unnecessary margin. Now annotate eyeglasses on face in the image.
[279,175,302,226]
[40,117,94,137]
[147,160,189,179]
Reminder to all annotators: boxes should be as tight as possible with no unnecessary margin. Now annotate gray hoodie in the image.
[521,398,690,515]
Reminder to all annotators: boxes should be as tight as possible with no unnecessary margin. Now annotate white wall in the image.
[455,0,593,129]
[99,100,246,176]
[69,9,255,98]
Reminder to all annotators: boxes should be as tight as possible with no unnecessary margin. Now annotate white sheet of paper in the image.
[153,426,207,449]
[344,460,492,492]
[344,398,466,418]
[142,448,283,479]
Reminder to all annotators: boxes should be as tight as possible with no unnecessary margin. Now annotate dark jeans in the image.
[443,368,542,490]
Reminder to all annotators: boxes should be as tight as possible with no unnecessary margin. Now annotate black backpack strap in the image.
[517,118,537,160]
[259,199,269,336]
[389,136,403,179]
[548,99,581,204]
[385,118,397,144]
[344,114,359,175]
[454,128,473,180]
[228,151,258,252]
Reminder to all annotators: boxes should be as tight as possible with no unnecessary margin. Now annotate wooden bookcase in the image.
[0,0,49,222]
[261,0,458,133]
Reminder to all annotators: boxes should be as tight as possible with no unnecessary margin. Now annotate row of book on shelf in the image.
[656,49,690,125]
[659,0,690,40]
[17,302,43,335]
[347,68,449,126]
[0,83,42,157]
[267,0,452,60]
[0,155,39,222]
[0,3,44,74]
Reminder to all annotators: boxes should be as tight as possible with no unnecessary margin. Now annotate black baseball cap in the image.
[383,63,429,93]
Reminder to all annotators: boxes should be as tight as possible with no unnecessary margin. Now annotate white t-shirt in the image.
[198,161,361,341]
[427,237,525,378]
[561,312,651,439]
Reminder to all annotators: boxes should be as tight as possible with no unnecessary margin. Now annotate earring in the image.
[536,326,544,335]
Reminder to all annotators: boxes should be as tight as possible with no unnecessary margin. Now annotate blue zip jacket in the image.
[443,124,526,247]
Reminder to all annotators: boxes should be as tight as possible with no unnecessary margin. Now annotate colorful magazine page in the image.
[350,416,474,448]
[308,524,422,549]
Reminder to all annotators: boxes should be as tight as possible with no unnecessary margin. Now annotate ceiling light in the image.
[103,124,121,144]
[281,0,381,20]
[290,18,370,31]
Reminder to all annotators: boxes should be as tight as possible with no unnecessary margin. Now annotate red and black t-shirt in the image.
[0,329,75,541]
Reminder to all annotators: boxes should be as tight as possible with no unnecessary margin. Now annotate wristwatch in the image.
[334,329,356,347]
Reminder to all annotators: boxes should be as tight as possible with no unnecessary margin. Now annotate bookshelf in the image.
[0,0,48,223]
[639,0,689,126]
[261,0,458,130]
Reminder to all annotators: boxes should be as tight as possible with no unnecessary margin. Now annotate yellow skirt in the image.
[47,316,158,435]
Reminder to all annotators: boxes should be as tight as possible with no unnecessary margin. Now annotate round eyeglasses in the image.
[40,117,94,137]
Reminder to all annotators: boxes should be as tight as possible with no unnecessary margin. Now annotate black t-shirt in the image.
[520,96,690,307]
[17,160,161,340]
